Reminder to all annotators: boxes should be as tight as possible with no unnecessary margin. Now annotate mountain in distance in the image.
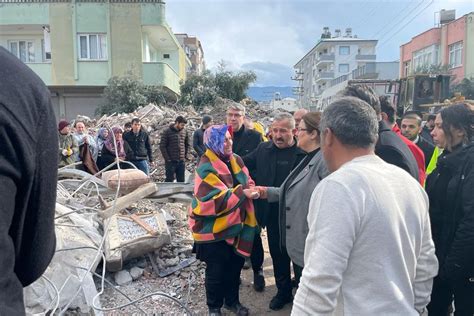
[246,86,295,102]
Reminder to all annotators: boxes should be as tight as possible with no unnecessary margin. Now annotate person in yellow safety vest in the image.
[426,146,443,176]
[244,117,268,142]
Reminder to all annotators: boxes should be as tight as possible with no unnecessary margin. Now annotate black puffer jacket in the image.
[159,124,190,162]
[426,143,474,283]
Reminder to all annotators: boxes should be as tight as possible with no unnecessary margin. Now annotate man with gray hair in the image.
[244,112,305,310]
[292,97,438,315]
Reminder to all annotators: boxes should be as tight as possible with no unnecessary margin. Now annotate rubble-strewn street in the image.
[22,100,292,315]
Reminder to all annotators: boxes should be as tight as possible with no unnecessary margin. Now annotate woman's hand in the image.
[243,188,260,200]
[255,186,268,199]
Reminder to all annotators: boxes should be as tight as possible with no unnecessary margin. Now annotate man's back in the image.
[0,47,57,314]
[376,121,419,181]
[294,155,438,315]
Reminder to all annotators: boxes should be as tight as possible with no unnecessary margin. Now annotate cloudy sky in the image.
[167,0,473,87]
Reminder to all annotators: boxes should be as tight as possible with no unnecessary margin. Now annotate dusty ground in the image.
[99,230,293,315]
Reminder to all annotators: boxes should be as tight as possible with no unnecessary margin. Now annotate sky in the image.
[167,0,474,87]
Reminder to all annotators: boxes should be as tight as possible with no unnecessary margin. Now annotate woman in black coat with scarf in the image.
[426,103,474,316]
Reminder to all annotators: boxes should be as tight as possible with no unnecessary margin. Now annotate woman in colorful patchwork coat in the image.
[189,125,259,316]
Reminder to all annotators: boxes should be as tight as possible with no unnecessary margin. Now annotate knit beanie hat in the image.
[58,119,70,132]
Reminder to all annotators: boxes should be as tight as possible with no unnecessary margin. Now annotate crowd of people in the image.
[2,43,473,315]
[189,86,473,315]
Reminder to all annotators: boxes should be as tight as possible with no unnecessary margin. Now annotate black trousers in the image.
[197,241,245,309]
[165,160,185,182]
[293,263,303,288]
[427,275,474,316]
[250,229,264,273]
[266,211,292,297]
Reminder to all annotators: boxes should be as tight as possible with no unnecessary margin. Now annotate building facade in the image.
[293,27,377,108]
[400,10,474,83]
[0,0,190,120]
[175,33,205,75]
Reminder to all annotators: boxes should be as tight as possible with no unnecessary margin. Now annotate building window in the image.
[8,40,35,62]
[163,54,170,59]
[338,63,349,73]
[41,39,51,62]
[339,46,350,55]
[449,41,462,68]
[77,34,107,60]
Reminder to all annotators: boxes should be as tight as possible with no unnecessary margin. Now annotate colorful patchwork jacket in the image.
[189,149,257,258]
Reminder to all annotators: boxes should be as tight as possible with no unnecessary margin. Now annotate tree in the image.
[179,67,257,110]
[96,76,174,115]
[453,78,474,99]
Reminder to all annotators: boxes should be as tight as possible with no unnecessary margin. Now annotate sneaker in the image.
[253,270,265,292]
[224,302,249,316]
[242,257,251,270]
[269,293,293,311]
[208,307,222,316]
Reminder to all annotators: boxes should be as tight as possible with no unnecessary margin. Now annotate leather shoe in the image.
[224,302,249,316]
[253,270,265,292]
[269,293,293,310]
[208,307,222,316]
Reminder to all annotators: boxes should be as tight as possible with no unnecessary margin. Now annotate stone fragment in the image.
[114,270,132,286]
[130,267,144,280]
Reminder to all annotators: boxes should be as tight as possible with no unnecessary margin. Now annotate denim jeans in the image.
[131,160,149,175]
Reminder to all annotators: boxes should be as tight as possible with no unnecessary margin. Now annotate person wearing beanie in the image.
[193,115,213,160]
[58,120,79,167]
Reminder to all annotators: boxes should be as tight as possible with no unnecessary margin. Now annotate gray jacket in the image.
[267,149,329,267]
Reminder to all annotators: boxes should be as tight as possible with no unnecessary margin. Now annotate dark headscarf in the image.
[104,127,126,158]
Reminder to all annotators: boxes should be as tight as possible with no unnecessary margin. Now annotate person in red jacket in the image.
[379,96,426,185]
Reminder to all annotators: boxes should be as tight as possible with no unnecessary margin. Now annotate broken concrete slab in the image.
[104,210,171,272]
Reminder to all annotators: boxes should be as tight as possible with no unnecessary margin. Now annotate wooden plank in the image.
[98,183,157,219]
[129,214,158,236]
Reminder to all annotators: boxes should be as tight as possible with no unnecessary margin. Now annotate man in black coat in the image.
[226,103,265,290]
[123,117,153,175]
[340,85,419,181]
[401,112,435,168]
[243,113,305,310]
[0,47,57,314]
[192,115,212,160]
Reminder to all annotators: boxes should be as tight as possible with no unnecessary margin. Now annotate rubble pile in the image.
[79,99,279,182]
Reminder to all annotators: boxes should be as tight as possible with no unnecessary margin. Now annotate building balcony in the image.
[316,71,334,82]
[355,54,376,61]
[316,54,335,66]
[142,62,181,95]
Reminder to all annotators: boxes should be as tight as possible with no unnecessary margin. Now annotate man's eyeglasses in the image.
[226,113,243,118]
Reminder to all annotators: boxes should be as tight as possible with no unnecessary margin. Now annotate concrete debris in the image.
[130,267,144,280]
[114,270,133,286]
[27,100,287,314]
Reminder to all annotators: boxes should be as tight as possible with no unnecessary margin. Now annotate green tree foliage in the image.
[97,76,172,115]
[179,65,257,110]
[453,78,474,99]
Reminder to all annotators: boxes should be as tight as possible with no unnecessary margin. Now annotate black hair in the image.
[131,118,140,124]
[439,103,473,147]
[379,95,395,124]
[175,116,187,124]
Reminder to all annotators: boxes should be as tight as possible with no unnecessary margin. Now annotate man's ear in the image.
[381,112,388,122]
[323,128,334,147]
